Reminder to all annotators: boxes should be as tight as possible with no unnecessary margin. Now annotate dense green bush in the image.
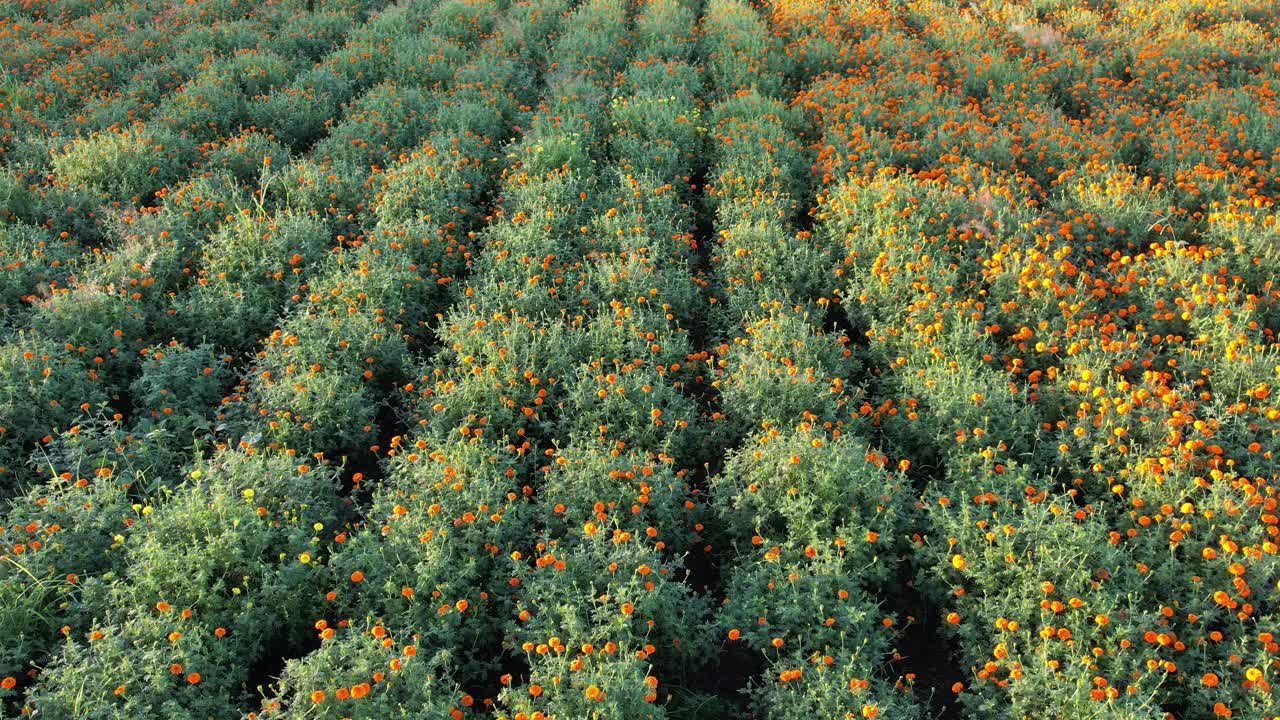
[254,622,470,720]
[129,343,233,441]
[0,222,78,321]
[712,308,857,434]
[25,611,247,720]
[325,438,531,676]
[538,445,698,552]
[0,334,105,492]
[711,428,911,573]
[50,125,194,204]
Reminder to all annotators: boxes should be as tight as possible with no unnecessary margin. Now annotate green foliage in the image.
[129,343,232,440]
[50,125,194,203]
[712,308,857,434]
[0,222,78,322]
[254,622,470,719]
[0,334,105,492]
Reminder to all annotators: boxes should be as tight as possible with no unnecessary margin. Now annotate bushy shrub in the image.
[409,308,586,456]
[312,83,437,170]
[31,423,182,508]
[711,427,911,577]
[50,124,194,204]
[0,471,134,684]
[243,301,406,455]
[504,530,713,675]
[712,308,857,434]
[0,334,105,493]
[129,343,232,440]
[707,91,810,223]
[254,622,471,720]
[538,445,698,553]
[547,0,630,83]
[249,66,356,150]
[272,11,358,63]
[426,0,501,45]
[26,285,148,389]
[204,130,290,187]
[497,647,667,720]
[563,358,705,463]
[713,216,838,318]
[0,222,78,320]
[373,131,494,226]
[715,548,897,682]
[384,33,468,88]
[324,438,531,676]
[111,448,339,658]
[746,647,923,720]
[608,91,702,183]
[702,0,785,97]
[634,0,699,61]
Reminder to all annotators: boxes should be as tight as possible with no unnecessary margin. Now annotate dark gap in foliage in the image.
[243,623,323,711]
[889,570,964,720]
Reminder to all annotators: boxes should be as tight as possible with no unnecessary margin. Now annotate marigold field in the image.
[0,0,1278,717]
